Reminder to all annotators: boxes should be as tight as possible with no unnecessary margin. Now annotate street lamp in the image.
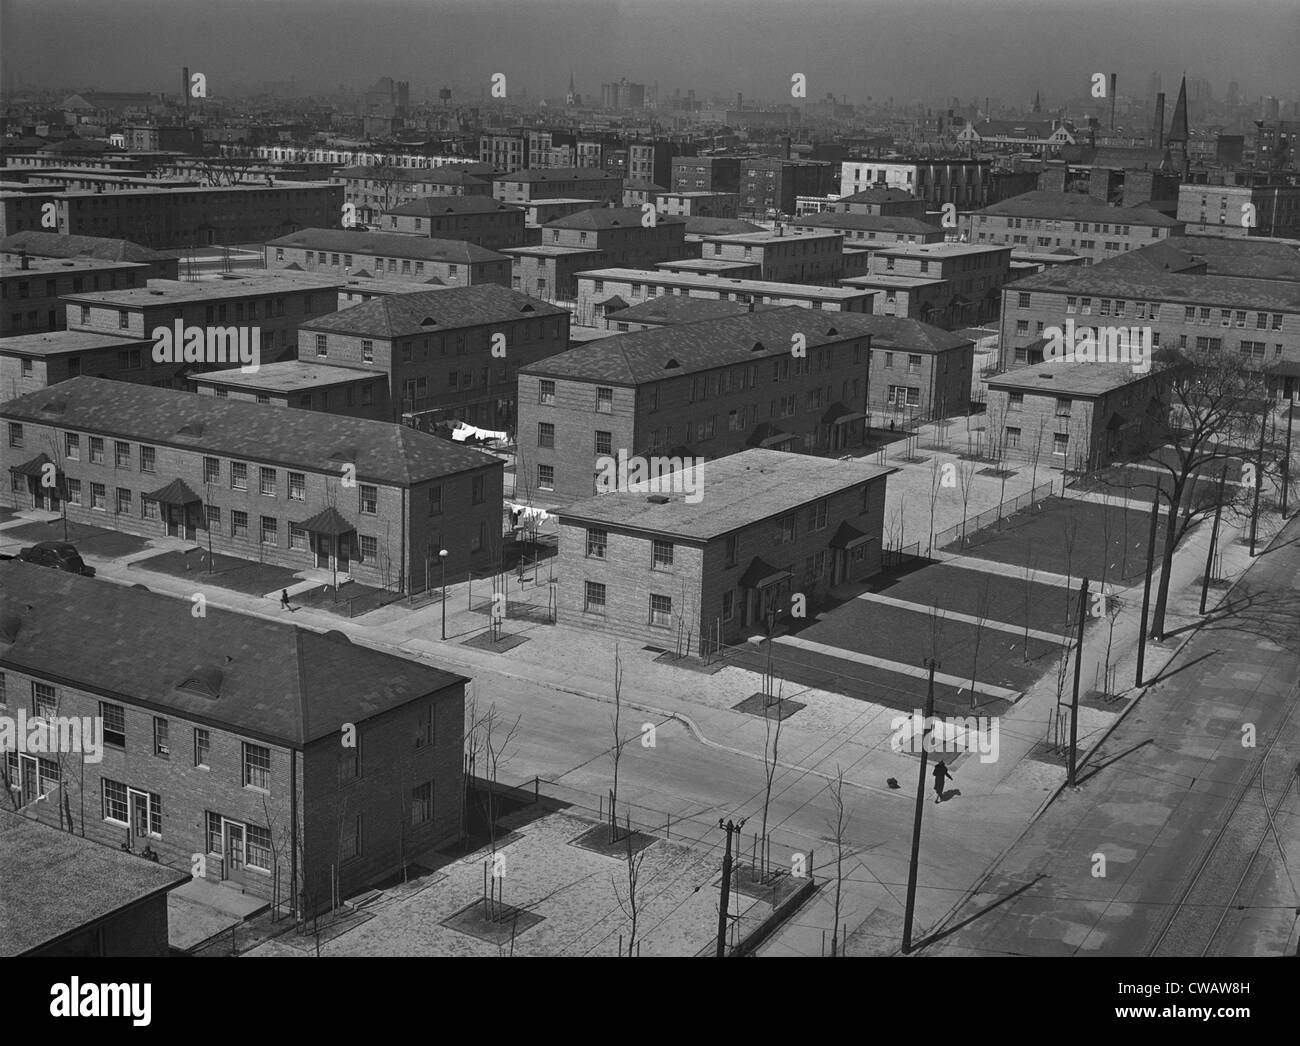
[439,548,449,640]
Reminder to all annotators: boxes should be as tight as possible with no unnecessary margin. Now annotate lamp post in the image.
[439,548,449,640]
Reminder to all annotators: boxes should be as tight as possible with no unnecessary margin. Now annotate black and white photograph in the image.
[0,0,1297,1014]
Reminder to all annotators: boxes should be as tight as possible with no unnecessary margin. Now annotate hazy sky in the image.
[2,0,1296,105]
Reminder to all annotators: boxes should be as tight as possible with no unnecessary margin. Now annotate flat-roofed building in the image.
[602,296,782,332]
[1177,181,1300,241]
[556,449,893,647]
[0,231,179,281]
[540,207,689,270]
[265,228,511,288]
[697,229,844,284]
[1,253,150,336]
[297,284,571,430]
[985,359,1170,472]
[0,376,505,590]
[827,187,929,219]
[655,191,739,218]
[517,308,875,501]
[190,360,390,419]
[787,211,946,246]
[0,329,159,396]
[332,163,494,227]
[573,267,876,326]
[501,244,609,302]
[654,258,764,280]
[840,241,1013,329]
[0,560,466,919]
[382,197,526,249]
[681,216,767,248]
[492,168,622,207]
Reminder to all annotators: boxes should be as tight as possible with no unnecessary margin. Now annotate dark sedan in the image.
[14,541,96,577]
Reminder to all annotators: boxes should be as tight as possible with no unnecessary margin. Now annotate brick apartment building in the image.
[828,187,930,219]
[540,207,689,269]
[697,229,845,284]
[0,377,505,589]
[501,245,609,302]
[859,317,975,418]
[38,183,344,248]
[0,561,465,918]
[737,157,838,217]
[296,284,571,430]
[671,155,742,195]
[787,211,946,247]
[491,168,623,207]
[965,191,1186,265]
[572,268,875,326]
[383,197,527,250]
[655,191,739,218]
[190,361,389,420]
[264,228,512,288]
[985,360,1170,472]
[60,273,345,374]
[1,252,149,336]
[332,163,495,227]
[840,242,1013,328]
[839,158,993,208]
[1176,181,1300,240]
[998,265,1300,398]
[516,308,874,502]
[0,329,159,399]
[555,449,892,648]
[1,231,180,281]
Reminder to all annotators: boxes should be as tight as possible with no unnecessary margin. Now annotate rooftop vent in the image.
[177,666,223,699]
[420,316,438,326]
[646,494,670,504]
[0,612,22,644]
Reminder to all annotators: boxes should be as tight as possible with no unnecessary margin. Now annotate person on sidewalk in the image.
[933,760,953,802]
[280,589,291,611]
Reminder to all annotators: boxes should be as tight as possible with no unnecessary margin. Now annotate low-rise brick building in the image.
[540,207,689,270]
[0,560,465,919]
[1,231,180,281]
[265,228,512,289]
[655,191,739,218]
[984,360,1170,472]
[516,308,874,502]
[190,361,390,420]
[502,244,609,302]
[0,377,505,590]
[492,168,623,207]
[697,229,845,284]
[383,197,527,250]
[828,188,930,219]
[556,449,892,648]
[0,329,159,397]
[859,316,976,419]
[787,212,946,247]
[841,241,1013,329]
[296,284,570,430]
[2,252,149,336]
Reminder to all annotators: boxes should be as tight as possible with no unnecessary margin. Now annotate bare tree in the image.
[827,765,847,957]
[608,643,626,843]
[611,812,648,956]
[475,702,522,856]
[926,455,944,556]
[968,575,993,709]
[956,459,979,545]
[758,681,786,879]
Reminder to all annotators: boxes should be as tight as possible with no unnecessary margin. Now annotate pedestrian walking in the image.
[933,759,953,803]
[280,588,291,610]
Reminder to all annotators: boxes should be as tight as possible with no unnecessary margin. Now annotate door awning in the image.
[145,478,202,505]
[738,556,793,590]
[828,520,872,550]
[9,452,55,477]
[297,505,356,536]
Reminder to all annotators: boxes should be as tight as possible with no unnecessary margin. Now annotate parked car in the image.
[15,541,95,577]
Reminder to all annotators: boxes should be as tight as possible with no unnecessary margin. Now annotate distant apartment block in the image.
[501,245,609,302]
[738,157,838,217]
[540,207,689,270]
[492,168,622,207]
[655,191,739,218]
[859,317,975,418]
[382,197,526,249]
[840,242,1013,328]
[697,229,845,284]
[1,252,149,336]
[671,156,742,195]
[1176,181,1300,240]
[828,187,930,219]
[787,212,946,246]
[0,231,179,281]
[332,164,494,226]
[840,159,992,208]
[190,361,389,420]
[516,309,875,501]
[264,228,512,288]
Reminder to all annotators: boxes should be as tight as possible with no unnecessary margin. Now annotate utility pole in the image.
[901,657,939,954]
[1068,578,1089,788]
[1136,486,1161,686]
[716,818,744,957]
[1249,392,1269,556]
[1199,465,1229,615]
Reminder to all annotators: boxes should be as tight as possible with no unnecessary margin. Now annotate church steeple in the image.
[1167,75,1190,175]
[566,69,576,106]
[1033,89,1041,114]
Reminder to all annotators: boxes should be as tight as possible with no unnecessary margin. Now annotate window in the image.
[153,717,169,758]
[103,779,129,825]
[586,528,607,559]
[259,467,276,497]
[1008,391,1024,411]
[231,461,247,490]
[1018,292,1031,309]
[231,510,249,538]
[340,816,361,860]
[1005,426,1021,449]
[362,339,374,362]
[5,422,21,451]
[596,387,613,413]
[1052,432,1069,456]
[114,440,130,468]
[66,478,81,505]
[538,421,555,448]
[195,727,211,768]
[101,702,126,747]
[722,590,736,622]
[427,485,443,516]
[90,482,106,510]
[652,540,674,569]
[777,513,796,543]
[288,472,305,502]
[261,516,278,545]
[594,430,612,456]
[584,580,607,613]
[725,534,738,568]
[246,825,273,871]
[907,354,922,374]
[64,433,79,460]
[315,334,328,357]
[243,742,271,791]
[359,484,378,514]
[538,464,554,490]
[203,457,220,485]
[115,488,131,515]
[472,475,485,505]
[412,781,433,825]
[649,593,673,627]
[140,445,156,473]
[1055,397,1072,417]
[810,498,829,532]
[290,522,308,550]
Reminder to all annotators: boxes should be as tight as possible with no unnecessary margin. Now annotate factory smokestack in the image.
[1154,92,1166,150]
[1109,73,1117,131]
[183,66,190,117]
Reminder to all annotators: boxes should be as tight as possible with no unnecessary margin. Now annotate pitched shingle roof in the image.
[0,560,465,747]
[302,284,567,339]
[265,228,509,264]
[790,213,943,235]
[1009,265,1300,311]
[975,190,1183,226]
[387,197,523,217]
[494,167,620,183]
[0,376,500,486]
[544,207,686,231]
[0,230,171,264]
